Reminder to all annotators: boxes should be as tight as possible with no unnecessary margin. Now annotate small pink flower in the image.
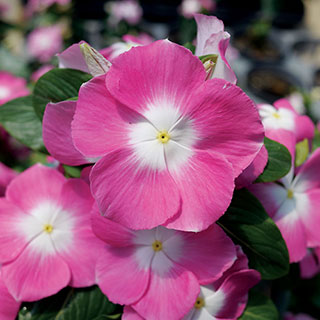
[0,164,104,301]
[92,205,237,320]
[180,0,216,18]
[194,14,237,83]
[106,0,142,26]
[250,147,320,262]
[0,71,29,105]
[0,273,20,320]
[27,25,63,63]
[30,64,54,82]
[68,40,264,231]
[284,313,317,320]
[26,0,70,16]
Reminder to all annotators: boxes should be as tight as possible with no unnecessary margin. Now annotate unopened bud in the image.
[80,43,112,77]
[199,54,218,80]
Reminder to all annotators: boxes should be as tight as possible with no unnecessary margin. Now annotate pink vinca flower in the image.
[106,0,142,26]
[27,25,63,63]
[92,205,237,320]
[69,40,264,231]
[250,148,320,262]
[284,313,317,320]
[179,0,216,19]
[194,14,237,83]
[0,71,29,105]
[236,98,315,189]
[122,246,260,320]
[0,273,20,320]
[0,164,104,301]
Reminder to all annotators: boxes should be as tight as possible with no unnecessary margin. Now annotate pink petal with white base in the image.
[105,40,206,114]
[236,145,268,188]
[215,270,260,319]
[96,246,150,305]
[132,262,200,320]
[57,41,90,74]
[174,224,236,283]
[249,183,287,218]
[0,199,37,262]
[293,149,320,192]
[72,75,143,158]
[164,151,234,231]
[273,199,307,262]
[5,164,65,213]
[0,274,20,320]
[188,79,264,178]
[43,101,90,165]
[90,148,181,230]
[2,238,71,301]
[299,189,320,247]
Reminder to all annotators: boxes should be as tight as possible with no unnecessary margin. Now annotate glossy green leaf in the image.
[0,96,45,151]
[19,286,120,320]
[295,138,309,167]
[218,189,290,280]
[63,165,81,178]
[312,128,320,152]
[239,291,279,320]
[33,68,91,120]
[256,137,291,183]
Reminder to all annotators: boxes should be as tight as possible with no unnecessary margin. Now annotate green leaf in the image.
[295,138,309,167]
[0,96,45,151]
[218,189,290,280]
[239,291,279,320]
[256,137,291,183]
[183,42,195,54]
[33,68,92,120]
[19,286,120,320]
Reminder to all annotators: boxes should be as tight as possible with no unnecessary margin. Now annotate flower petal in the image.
[132,261,199,320]
[188,79,264,178]
[164,151,234,232]
[105,40,206,114]
[43,101,90,165]
[0,274,20,320]
[90,148,181,230]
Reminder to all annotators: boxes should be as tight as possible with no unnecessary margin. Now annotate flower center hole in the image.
[152,240,163,252]
[287,189,294,199]
[43,224,53,234]
[157,131,170,144]
[194,297,205,309]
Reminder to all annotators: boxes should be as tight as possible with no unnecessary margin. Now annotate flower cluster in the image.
[0,11,319,320]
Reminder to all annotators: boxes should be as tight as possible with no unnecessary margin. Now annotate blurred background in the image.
[0,1,320,318]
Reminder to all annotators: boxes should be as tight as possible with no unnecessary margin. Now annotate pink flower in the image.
[179,0,216,18]
[300,247,320,278]
[194,14,237,83]
[0,164,104,301]
[27,25,63,63]
[236,98,315,188]
[92,205,237,320]
[122,247,260,320]
[106,0,142,26]
[0,71,29,105]
[26,0,70,16]
[250,148,320,262]
[68,40,264,231]
[30,64,54,82]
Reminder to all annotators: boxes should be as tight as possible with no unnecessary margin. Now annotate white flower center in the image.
[129,104,197,173]
[0,85,10,99]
